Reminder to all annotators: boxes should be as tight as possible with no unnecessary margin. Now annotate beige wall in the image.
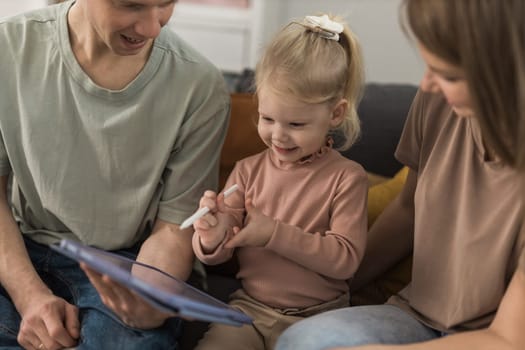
[258,0,424,84]
[172,0,424,84]
[1,0,424,84]
[0,1,48,18]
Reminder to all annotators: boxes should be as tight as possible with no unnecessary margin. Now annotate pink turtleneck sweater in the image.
[193,148,368,308]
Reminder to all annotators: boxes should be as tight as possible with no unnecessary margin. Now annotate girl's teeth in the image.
[125,36,140,43]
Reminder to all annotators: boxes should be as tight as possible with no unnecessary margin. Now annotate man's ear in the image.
[330,99,348,128]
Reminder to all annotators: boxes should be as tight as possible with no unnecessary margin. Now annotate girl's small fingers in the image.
[203,214,218,227]
[195,215,217,230]
[199,198,216,211]
[203,190,217,198]
[225,230,244,249]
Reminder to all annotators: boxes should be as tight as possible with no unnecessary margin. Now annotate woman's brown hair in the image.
[401,0,525,171]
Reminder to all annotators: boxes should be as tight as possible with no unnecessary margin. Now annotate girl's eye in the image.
[290,122,305,128]
[260,116,273,123]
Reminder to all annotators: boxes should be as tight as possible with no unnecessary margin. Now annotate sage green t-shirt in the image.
[0,2,230,249]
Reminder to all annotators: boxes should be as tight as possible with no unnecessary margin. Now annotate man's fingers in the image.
[81,264,121,309]
[63,303,80,340]
[43,316,77,349]
[33,317,66,350]
[18,323,43,350]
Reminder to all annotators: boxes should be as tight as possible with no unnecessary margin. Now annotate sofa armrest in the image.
[219,93,265,188]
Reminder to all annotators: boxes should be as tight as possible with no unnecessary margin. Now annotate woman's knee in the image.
[275,305,436,350]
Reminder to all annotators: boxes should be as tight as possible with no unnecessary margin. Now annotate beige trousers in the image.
[194,289,349,350]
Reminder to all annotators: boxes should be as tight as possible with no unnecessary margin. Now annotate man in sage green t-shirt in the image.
[0,0,230,349]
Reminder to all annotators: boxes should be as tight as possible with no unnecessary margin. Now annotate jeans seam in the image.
[0,323,19,337]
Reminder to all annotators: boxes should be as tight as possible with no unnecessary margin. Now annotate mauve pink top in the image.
[193,147,368,308]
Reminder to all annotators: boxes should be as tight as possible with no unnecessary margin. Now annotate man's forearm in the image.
[0,177,51,315]
[136,218,194,281]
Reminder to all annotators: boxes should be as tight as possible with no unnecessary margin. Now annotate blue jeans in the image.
[275,304,442,350]
[0,237,182,349]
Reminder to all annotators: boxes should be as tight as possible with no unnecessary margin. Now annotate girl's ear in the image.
[330,99,348,128]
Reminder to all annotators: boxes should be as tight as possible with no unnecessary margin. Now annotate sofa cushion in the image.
[367,166,409,227]
[352,166,412,306]
[341,83,417,177]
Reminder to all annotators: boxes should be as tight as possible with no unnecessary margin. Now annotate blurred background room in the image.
[0,0,424,86]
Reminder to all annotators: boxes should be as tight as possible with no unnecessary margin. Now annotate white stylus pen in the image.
[179,184,239,230]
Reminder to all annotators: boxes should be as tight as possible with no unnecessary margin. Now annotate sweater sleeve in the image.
[192,167,246,265]
[265,168,368,280]
[192,230,234,265]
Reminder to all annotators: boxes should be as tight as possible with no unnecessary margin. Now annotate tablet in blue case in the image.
[50,239,252,327]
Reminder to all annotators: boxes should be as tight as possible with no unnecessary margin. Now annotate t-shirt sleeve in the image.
[395,91,453,175]
[394,89,426,171]
[156,82,231,224]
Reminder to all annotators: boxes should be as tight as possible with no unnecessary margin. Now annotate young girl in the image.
[191,14,368,350]
[276,1,525,350]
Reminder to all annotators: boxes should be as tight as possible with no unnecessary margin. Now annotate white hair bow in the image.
[304,14,344,41]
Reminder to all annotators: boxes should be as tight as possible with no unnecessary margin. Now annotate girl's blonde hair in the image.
[255,14,365,151]
[401,0,525,171]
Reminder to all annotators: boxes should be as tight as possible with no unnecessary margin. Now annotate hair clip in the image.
[304,15,344,41]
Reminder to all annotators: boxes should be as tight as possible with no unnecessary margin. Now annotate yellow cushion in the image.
[351,166,411,306]
[367,166,409,228]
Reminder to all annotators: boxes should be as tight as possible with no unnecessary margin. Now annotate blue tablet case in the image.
[50,239,252,327]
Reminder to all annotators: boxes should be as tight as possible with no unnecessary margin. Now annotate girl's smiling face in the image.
[257,86,345,165]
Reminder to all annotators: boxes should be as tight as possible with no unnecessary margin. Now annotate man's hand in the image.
[17,292,79,350]
[81,264,175,329]
[224,199,276,249]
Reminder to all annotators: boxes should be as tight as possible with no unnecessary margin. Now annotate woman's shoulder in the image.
[412,90,453,124]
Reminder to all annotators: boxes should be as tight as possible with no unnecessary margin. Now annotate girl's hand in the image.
[194,191,232,252]
[224,199,275,249]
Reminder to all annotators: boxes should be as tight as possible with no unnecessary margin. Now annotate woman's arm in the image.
[350,169,417,292]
